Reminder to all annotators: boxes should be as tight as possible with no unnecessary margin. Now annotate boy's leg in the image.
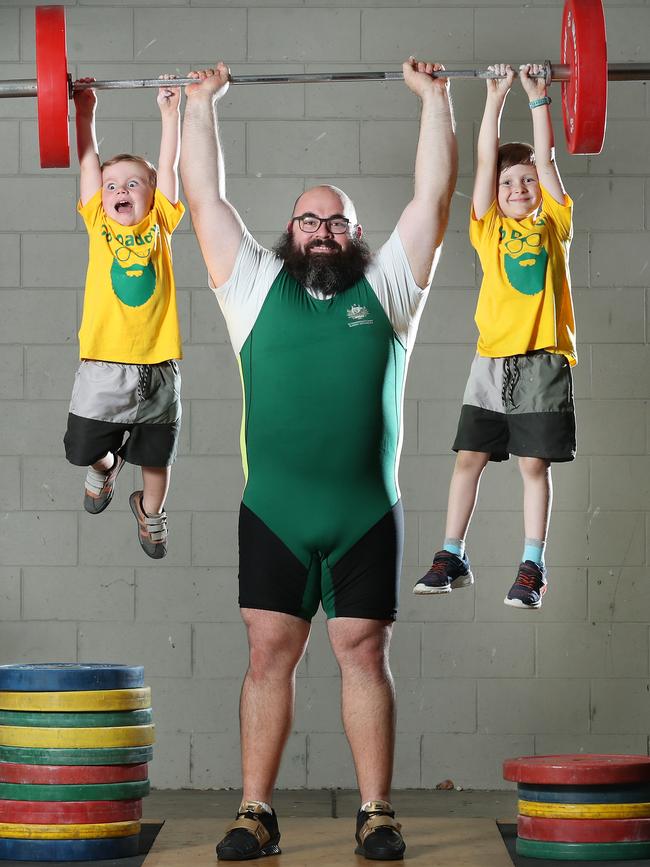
[141,466,171,516]
[129,467,171,560]
[445,449,491,542]
[519,456,552,552]
[124,362,181,559]
[504,456,552,609]
[413,449,489,595]
[92,453,114,473]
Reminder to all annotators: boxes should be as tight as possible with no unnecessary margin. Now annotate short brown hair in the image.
[497,142,535,179]
[100,154,157,188]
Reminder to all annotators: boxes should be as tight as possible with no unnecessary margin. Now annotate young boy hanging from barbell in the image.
[63,76,184,559]
[414,63,577,610]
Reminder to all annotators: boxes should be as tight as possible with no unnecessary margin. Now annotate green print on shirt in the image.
[501,229,548,296]
[110,258,156,307]
[103,222,158,307]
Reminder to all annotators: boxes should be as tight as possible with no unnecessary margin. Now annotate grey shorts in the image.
[452,351,576,462]
[64,360,181,468]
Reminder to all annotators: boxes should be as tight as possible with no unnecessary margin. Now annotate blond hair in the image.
[100,154,157,188]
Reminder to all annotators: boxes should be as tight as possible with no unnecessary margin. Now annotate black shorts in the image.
[238,501,404,622]
[64,360,181,468]
[452,351,576,463]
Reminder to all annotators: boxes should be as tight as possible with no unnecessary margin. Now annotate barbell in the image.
[1,0,648,167]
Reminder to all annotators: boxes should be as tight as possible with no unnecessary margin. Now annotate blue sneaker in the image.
[504,561,548,609]
[413,550,473,595]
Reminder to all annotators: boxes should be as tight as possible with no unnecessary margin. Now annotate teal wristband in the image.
[529,96,551,109]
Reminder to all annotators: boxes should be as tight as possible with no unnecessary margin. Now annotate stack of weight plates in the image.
[504,754,650,861]
[0,664,154,862]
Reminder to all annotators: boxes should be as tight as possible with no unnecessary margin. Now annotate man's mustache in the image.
[306,238,341,253]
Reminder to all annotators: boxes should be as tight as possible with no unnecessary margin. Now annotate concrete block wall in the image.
[0,0,648,790]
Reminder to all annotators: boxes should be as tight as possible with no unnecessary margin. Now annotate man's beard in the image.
[273,232,372,297]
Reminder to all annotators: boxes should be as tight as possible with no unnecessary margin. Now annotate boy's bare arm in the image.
[157,75,181,204]
[520,64,566,204]
[396,58,458,289]
[74,78,102,206]
[473,64,515,220]
[180,63,244,288]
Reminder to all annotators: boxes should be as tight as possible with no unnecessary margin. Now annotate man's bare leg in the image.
[328,617,395,803]
[328,616,405,859]
[240,608,311,803]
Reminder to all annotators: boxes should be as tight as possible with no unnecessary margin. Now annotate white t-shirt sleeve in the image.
[365,227,429,347]
[209,230,283,356]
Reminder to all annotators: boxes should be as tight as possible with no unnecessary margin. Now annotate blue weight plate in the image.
[519,782,650,804]
[0,665,144,692]
[0,833,139,861]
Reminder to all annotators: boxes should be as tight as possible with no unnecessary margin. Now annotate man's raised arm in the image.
[396,58,458,289]
[181,63,244,287]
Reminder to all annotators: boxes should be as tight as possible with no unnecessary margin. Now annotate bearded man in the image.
[181,58,457,862]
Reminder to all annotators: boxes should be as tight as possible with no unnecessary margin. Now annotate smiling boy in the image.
[414,62,576,609]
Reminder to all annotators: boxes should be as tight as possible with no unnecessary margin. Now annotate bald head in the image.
[292,185,359,226]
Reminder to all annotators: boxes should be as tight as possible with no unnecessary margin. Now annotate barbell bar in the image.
[0,0,647,167]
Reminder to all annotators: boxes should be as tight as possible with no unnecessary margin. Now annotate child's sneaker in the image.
[504,561,547,609]
[129,491,168,559]
[83,455,124,514]
[413,550,473,595]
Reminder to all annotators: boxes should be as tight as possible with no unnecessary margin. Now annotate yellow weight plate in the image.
[0,820,140,840]
[519,799,650,819]
[0,688,151,712]
[0,725,155,749]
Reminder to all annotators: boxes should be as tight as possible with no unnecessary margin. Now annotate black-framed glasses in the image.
[504,232,542,254]
[291,214,352,234]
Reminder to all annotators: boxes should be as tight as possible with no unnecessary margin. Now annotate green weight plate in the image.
[517,836,650,860]
[0,708,152,728]
[0,780,149,802]
[0,745,153,766]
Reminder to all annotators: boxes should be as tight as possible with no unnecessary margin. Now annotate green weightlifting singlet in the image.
[214,229,427,620]
[239,267,405,565]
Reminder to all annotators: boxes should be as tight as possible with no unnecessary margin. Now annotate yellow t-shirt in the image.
[77,188,185,364]
[469,186,576,365]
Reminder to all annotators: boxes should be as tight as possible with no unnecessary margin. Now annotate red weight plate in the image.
[504,755,650,785]
[0,798,142,825]
[0,763,148,785]
[518,814,650,843]
[560,0,607,154]
[35,6,70,168]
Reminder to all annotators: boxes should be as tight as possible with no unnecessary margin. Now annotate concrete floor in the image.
[144,789,519,822]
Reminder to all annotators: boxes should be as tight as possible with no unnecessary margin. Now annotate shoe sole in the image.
[413,573,474,595]
[354,844,405,860]
[503,585,547,610]
[217,843,281,861]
